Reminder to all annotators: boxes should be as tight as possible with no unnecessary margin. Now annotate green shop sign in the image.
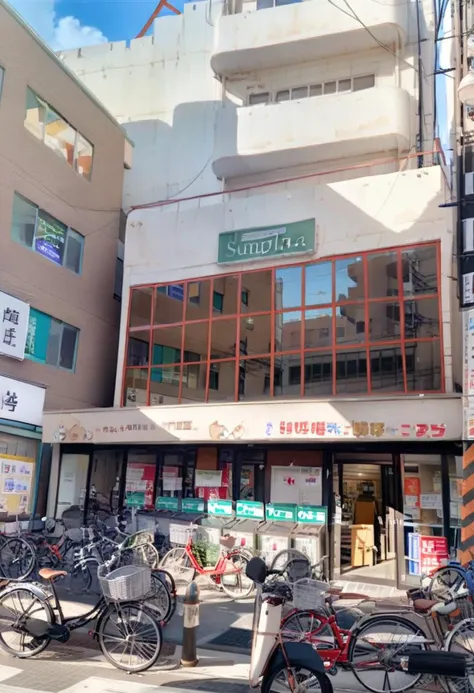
[297,506,327,525]
[125,492,145,508]
[266,504,297,522]
[182,498,206,514]
[236,500,264,520]
[218,219,315,265]
[155,497,180,511]
[208,500,233,517]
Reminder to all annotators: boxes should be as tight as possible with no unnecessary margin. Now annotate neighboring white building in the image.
[44,0,463,590]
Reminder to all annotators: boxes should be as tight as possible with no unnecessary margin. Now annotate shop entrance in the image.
[333,455,399,585]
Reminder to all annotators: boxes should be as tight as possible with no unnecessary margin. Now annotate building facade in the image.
[43,0,462,588]
[0,0,131,517]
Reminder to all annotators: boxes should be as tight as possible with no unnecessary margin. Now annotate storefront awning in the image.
[41,395,462,445]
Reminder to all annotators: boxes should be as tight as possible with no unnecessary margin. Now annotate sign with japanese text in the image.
[207,499,233,517]
[266,503,297,523]
[42,397,461,445]
[0,292,30,361]
[218,219,315,264]
[155,496,179,511]
[297,506,327,525]
[408,533,448,575]
[236,500,265,520]
[125,491,145,508]
[0,375,45,427]
[182,498,206,514]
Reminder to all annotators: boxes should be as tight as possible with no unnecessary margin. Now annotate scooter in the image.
[246,556,333,693]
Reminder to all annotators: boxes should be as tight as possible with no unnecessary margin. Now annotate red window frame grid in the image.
[122,240,444,405]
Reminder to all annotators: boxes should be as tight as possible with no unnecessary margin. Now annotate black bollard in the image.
[181,580,199,667]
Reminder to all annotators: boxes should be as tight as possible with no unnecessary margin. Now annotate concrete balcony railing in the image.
[211,0,409,76]
[212,86,412,180]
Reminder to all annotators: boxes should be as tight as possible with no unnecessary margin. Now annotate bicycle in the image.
[270,550,329,583]
[280,577,432,693]
[0,559,163,672]
[67,527,177,625]
[160,525,254,599]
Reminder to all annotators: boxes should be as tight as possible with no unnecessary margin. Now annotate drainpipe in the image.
[415,0,424,167]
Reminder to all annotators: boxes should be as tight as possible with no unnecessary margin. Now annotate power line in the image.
[326,0,419,74]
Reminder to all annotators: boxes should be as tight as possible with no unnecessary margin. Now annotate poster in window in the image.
[404,477,421,509]
[35,212,66,265]
[126,462,155,509]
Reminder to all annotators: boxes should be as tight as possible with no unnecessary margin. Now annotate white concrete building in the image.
[43,0,463,590]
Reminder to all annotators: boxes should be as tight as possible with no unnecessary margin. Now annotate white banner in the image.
[0,375,46,427]
[42,395,462,445]
[0,292,30,361]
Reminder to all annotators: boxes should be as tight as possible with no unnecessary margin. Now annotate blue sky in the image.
[7,0,186,50]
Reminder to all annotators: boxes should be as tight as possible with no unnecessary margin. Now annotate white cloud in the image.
[6,0,108,50]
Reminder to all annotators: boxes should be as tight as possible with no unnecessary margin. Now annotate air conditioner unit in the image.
[464,218,474,252]
[466,171,474,195]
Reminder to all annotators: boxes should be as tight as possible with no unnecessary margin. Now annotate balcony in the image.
[211,0,408,76]
[213,87,411,180]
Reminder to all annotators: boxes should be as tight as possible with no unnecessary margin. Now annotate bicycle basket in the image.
[98,565,151,602]
[286,558,312,583]
[123,531,154,549]
[292,578,328,610]
[170,523,196,546]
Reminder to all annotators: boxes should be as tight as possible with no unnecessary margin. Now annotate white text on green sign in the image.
[156,497,180,511]
[208,500,233,517]
[218,219,315,264]
[236,501,264,520]
[182,499,205,513]
[266,504,297,522]
[297,506,327,524]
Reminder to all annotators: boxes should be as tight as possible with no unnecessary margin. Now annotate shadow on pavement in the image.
[163,677,251,693]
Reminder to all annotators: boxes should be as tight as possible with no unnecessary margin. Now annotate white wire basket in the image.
[169,523,197,546]
[292,578,328,611]
[98,565,151,602]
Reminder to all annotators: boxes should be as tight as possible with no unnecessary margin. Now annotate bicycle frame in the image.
[183,537,245,580]
[281,608,354,669]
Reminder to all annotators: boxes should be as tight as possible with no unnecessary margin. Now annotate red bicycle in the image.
[280,580,430,693]
[160,528,254,599]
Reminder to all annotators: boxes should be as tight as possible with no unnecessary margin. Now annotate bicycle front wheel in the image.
[98,602,162,672]
[160,547,195,582]
[220,551,254,600]
[348,614,429,693]
[148,573,172,624]
[444,616,474,693]
[0,538,36,580]
[429,566,467,599]
[262,662,332,693]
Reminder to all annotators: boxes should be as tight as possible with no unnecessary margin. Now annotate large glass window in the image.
[25,307,79,372]
[11,193,84,273]
[24,87,94,180]
[123,243,443,404]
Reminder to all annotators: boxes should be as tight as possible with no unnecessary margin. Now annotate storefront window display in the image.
[0,433,37,515]
[403,455,448,582]
[124,242,443,405]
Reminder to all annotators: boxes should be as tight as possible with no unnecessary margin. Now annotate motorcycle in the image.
[246,556,333,693]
